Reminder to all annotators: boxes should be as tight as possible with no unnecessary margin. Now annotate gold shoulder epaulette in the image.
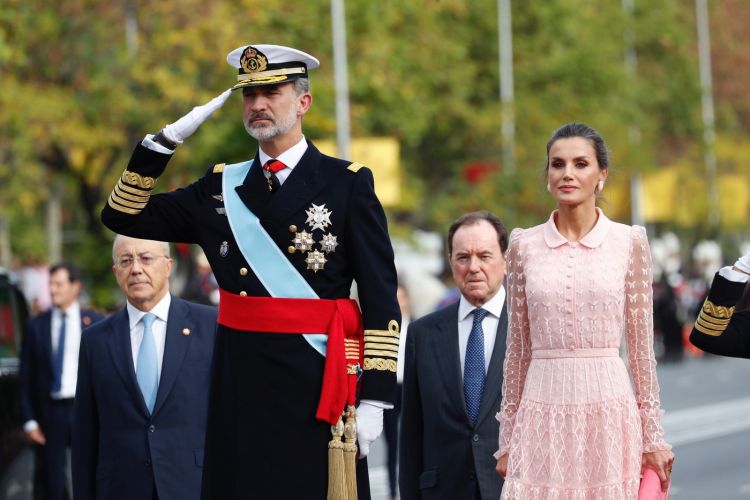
[213,163,225,173]
[347,162,365,173]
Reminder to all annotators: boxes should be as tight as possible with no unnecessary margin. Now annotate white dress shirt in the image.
[457,286,506,378]
[395,317,411,384]
[127,293,172,380]
[258,136,308,185]
[50,302,82,400]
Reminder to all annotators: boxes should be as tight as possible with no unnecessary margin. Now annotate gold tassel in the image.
[343,405,359,500]
[327,417,347,500]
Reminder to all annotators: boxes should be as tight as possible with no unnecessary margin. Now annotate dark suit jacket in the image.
[72,297,217,500]
[19,307,104,429]
[690,272,750,358]
[400,300,507,500]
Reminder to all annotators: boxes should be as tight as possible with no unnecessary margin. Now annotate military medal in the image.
[320,233,338,253]
[305,250,327,272]
[292,230,315,252]
[220,241,229,257]
[305,203,332,231]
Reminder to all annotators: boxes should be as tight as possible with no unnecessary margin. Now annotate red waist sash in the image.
[217,289,363,425]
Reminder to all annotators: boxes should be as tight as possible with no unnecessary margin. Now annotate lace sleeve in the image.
[496,228,532,457]
[625,226,672,452]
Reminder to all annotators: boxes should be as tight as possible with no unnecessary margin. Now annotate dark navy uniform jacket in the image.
[101,139,400,499]
[690,271,750,359]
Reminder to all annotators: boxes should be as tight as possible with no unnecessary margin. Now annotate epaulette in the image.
[213,163,225,173]
[347,162,365,173]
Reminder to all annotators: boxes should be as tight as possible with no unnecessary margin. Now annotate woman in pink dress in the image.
[495,123,674,498]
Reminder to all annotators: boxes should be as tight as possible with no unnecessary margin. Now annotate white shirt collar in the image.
[126,293,172,328]
[458,285,506,322]
[258,135,308,170]
[54,301,80,319]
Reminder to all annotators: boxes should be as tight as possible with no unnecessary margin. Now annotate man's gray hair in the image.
[112,234,171,262]
[293,78,310,96]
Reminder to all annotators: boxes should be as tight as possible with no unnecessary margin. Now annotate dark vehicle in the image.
[0,270,30,486]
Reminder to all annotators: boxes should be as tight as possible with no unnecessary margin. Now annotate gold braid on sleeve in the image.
[363,319,399,372]
[108,170,157,215]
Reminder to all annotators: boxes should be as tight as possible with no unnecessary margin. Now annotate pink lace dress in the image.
[497,210,671,499]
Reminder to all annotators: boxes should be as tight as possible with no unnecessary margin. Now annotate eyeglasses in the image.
[114,254,168,269]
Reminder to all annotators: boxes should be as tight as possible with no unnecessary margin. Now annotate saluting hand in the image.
[733,251,750,276]
[161,89,233,146]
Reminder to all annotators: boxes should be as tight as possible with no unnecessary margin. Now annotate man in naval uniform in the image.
[100,44,401,499]
[690,250,750,358]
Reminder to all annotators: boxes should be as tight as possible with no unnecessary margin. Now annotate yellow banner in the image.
[316,137,401,207]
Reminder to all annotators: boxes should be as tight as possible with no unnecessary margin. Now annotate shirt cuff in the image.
[359,399,394,410]
[142,134,176,155]
[718,266,750,283]
[23,420,39,433]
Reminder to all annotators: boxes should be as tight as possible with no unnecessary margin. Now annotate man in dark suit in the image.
[690,250,750,358]
[72,235,217,500]
[400,212,508,500]
[99,44,400,500]
[19,262,103,500]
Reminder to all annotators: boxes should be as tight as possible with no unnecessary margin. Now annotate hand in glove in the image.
[734,250,750,275]
[161,89,233,145]
[356,401,384,459]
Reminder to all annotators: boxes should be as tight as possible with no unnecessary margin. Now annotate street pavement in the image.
[3,354,750,499]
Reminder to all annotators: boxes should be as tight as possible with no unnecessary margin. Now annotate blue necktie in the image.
[51,312,66,393]
[136,313,158,413]
[464,308,488,425]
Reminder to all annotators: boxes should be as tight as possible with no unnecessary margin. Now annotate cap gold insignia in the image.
[182,328,190,336]
[240,47,268,73]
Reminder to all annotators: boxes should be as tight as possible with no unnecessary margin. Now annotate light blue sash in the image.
[222,160,327,356]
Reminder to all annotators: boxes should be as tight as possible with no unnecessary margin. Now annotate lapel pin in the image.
[182,328,191,336]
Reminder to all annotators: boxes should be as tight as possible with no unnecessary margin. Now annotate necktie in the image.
[464,308,488,425]
[263,159,286,193]
[136,313,158,413]
[51,312,67,393]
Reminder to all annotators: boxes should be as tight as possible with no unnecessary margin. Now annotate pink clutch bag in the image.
[638,468,670,500]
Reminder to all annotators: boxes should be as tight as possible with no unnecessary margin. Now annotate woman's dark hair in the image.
[545,122,609,170]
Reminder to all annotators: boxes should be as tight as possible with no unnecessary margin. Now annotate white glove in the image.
[162,89,233,145]
[735,251,750,275]
[356,401,384,458]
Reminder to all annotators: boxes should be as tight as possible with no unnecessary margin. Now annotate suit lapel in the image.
[41,312,54,371]
[477,302,508,425]
[430,305,467,422]
[152,299,192,417]
[235,156,272,218]
[261,142,328,233]
[107,309,149,415]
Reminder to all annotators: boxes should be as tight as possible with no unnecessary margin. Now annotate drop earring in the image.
[546,182,551,193]
[597,180,604,193]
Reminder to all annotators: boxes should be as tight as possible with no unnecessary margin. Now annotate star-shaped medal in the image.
[320,233,338,253]
[305,203,333,231]
[292,230,315,252]
[305,250,327,272]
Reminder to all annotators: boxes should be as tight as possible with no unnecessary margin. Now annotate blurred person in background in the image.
[690,250,750,358]
[400,211,508,500]
[382,283,412,500]
[72,235,217,500]
[181,249,219,306]
[495,123,674,496]
[19,262,103,500]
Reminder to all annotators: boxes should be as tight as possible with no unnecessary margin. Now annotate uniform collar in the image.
[543,207,611,249]
[258,135,308,170]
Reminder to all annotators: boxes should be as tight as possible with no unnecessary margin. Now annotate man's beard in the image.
[244,105,298,142]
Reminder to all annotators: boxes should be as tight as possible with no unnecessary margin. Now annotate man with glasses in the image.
[100,44,400,499]
[72,235,217,500]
